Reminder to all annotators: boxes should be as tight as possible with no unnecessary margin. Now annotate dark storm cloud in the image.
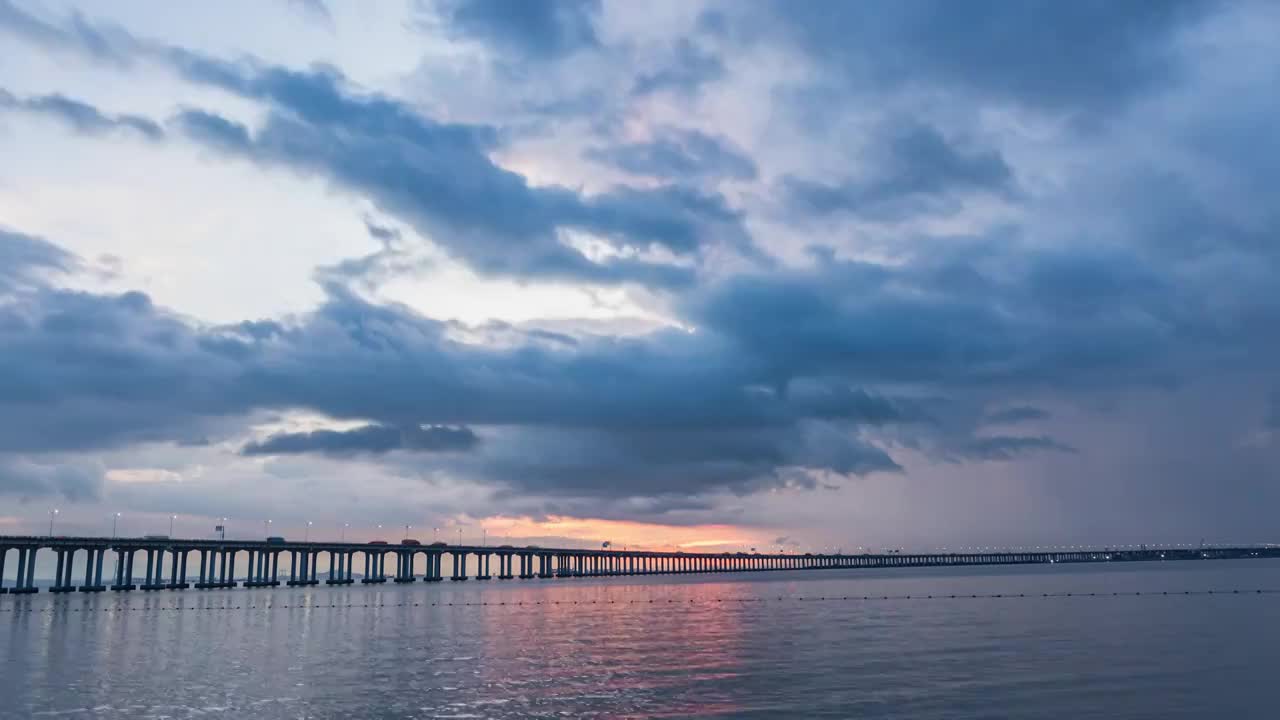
[242,424,479,456]
[0,88,162,139]
[471,423,899,501]
[435,0,601,59]
[0,232,912,500]
[586,128,757,181]
[682,243,1210,392]
[783,122,1014,220]
[740,0,1210,111]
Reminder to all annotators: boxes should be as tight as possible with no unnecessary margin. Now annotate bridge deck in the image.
[0,535,1274,594]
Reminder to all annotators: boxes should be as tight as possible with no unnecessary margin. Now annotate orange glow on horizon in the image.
[468,514,767,551]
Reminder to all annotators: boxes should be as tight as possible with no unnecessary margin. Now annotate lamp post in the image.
[48,508,59,536]
[264,519,272,537]
[434,527,439,542]
[457,527,462,546]
[169,515,177,537]
[481,527,486,547]
[219,518,227,541]
[305,521,312,542]
[341,522,349,542]
[112,512,121,539]
[404,524,412,541]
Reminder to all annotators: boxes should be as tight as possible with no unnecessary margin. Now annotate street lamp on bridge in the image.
[48,508,59,537]
[112,512,121,539]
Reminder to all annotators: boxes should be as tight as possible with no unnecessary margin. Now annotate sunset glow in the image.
[474,515,765,552]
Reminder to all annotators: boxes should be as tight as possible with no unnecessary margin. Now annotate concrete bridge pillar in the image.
[326,550,344,585]
[168,550,182,589]
[174,549,189,588]
[79,547,107,591]
[333,551,342,583]
[289,550,305,586]
[361,551,385,583]
[0,546,7,594]
[141,549,157,590]
[194,550,209,588]
[223,550,235,587]
[393,551,414,582]
[50,548,72,593]
[10,547,38,593]
[112,549,136,590]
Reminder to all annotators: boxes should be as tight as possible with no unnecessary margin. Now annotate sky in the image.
[0,0,1278,553]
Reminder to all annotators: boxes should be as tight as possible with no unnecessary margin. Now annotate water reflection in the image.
[2,561,1279,718]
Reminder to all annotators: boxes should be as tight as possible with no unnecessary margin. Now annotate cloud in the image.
[242,424,479,456]
[954,435,1075,462]
[683,244,1199,392]
[742,0,1211,111]
[435,0,601,60]
[0,233,916,506]
[0,227,79,291]
[0,0,135,65]
[285,0,331,25]
[3,0,1280,537]
[632,38,725,96]
[0,88,162,140]
[783,122,1014,221]
[168,73,740,287]
[586,127,757,181]
[1,3,752,288]
[983,406,1050,425]
[465,422,900,503]
[0,456,102,500]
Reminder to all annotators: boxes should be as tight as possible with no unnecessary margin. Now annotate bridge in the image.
[0,535,1275,594]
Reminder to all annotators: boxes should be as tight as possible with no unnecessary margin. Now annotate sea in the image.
[3,559,1279,719]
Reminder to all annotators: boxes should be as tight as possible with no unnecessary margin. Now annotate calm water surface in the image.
[4,560,1280,719]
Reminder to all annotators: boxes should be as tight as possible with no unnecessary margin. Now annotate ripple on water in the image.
[4,561,1280,719]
